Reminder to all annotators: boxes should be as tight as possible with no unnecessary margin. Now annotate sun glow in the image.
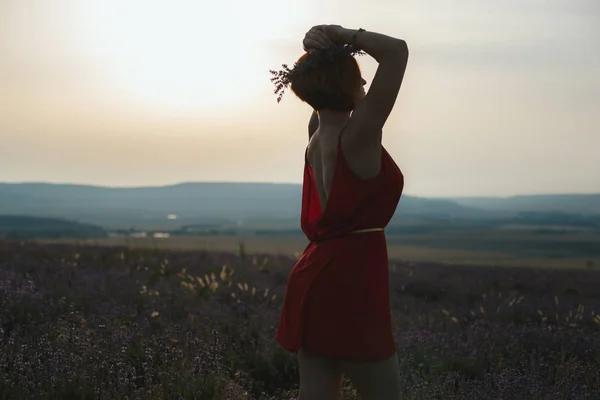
[77,0,292,113]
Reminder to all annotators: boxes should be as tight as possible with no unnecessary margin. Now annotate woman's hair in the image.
[290,52,362,112]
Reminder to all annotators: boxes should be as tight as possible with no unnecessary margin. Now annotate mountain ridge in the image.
[1,182,598,229]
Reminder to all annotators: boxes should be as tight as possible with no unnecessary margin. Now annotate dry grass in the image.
[39,235,600,270]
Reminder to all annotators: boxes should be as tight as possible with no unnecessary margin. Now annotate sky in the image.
[1,0,599,197]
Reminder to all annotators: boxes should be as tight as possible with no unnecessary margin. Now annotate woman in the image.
[271,24,409,400]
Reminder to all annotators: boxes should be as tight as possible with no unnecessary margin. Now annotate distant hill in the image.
[0,182,598,229]
[448,194,600,215]
[0,215,106,239]
[0,182,487,228]
[0,182,302,216]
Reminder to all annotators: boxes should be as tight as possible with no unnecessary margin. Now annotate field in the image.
[40,231,600,269]
[1,240,600,399]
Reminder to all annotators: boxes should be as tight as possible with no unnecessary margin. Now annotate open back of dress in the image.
[275,137,404,361]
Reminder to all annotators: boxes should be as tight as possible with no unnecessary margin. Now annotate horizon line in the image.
[1,180,598,199]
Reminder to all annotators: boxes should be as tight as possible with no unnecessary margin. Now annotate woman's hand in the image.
[302,25,335,52]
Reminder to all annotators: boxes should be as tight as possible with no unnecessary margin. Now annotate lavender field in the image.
[1,240,599,399]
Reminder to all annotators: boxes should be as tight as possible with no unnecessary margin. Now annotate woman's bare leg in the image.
[339,353,402,400]
[298,347,344,400]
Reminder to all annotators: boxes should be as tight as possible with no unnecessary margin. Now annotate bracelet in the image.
[351,28,366,45]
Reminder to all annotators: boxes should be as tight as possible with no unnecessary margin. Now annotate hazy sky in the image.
[1,0,598,197]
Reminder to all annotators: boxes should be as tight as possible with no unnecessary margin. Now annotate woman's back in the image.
[306,126,341,215]
[302,126,403,241]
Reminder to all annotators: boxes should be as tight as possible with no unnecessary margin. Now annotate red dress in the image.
[275,137,404,361]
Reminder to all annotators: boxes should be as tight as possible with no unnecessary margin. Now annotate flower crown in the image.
[269,44,366,103]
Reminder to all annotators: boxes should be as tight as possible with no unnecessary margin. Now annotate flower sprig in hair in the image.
[269,44,366,103]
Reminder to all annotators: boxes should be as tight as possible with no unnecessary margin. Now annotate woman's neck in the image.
[318,109,351,127]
